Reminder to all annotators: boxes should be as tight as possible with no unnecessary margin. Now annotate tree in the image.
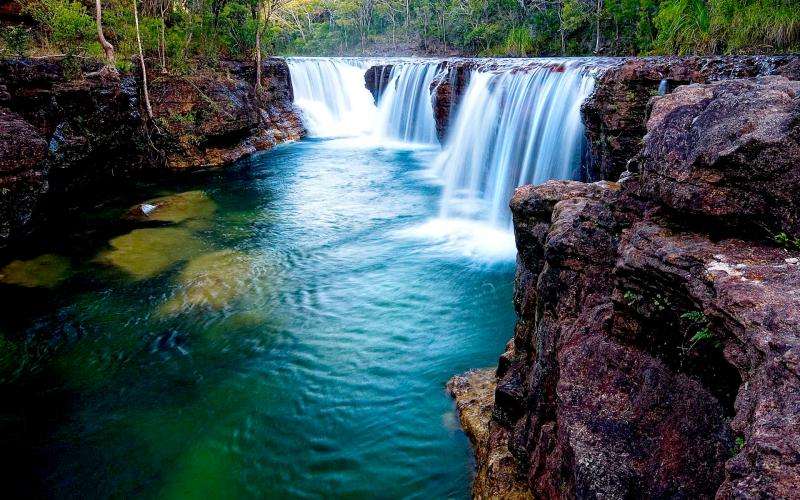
[94,0,116,64]
[255,0,289,93]
[133,0,154,119]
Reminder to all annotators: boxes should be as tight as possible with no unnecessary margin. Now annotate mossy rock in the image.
[127,190,217,225]
[161,250,253,314]
[0,254,72,288]
[96,227,205,280]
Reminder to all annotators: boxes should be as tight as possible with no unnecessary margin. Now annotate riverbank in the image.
[0,56,305,247]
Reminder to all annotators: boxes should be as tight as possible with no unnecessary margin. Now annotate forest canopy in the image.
[1,0,798,66]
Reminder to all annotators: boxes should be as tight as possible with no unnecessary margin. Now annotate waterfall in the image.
[374,63,440,144]
[286,58,376,137]
[434,60,596,228]
[287,57,440,144]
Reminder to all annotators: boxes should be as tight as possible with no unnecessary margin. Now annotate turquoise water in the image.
[0,138,516,498]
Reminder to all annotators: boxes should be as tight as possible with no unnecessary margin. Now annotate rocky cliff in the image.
[0,57,305,245]
[450,75,800,498]
[582,55,800,181]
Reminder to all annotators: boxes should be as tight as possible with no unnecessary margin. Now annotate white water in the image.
[287,58,377,137]
[434,60,596,228]
[286,57,599,254]
[374,62,440,144]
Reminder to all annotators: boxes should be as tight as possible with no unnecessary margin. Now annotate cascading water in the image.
[286,57,599,257]
[287,57,441,144]
[434,60,597,228]
[286,58,376,137]
[374,62,440,144]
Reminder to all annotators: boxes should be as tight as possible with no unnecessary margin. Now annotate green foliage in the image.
[680,310,721,353]
[733,435,745,453]
[504,27,534,56]
[9,0,799,64]
[774,232,800,251]
[1,25,32,56]
[23,0,95,52]
[623,290,640,306]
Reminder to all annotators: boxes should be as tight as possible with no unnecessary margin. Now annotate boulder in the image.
[581,55,800,181]
[0,109,48,241]
[639,76,800,239]
[429,61,471,143]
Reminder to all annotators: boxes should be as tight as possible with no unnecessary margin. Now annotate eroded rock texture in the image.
[582,55,800,181]
[452,76,800,498]
[0,57,304,245]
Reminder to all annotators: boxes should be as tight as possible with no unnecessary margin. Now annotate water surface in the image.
[0,138,516,498]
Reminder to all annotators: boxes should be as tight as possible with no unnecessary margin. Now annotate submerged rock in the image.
[96,227,204,280]
[126,190,217,224]
[0,253,71,288]
[453,77,800,498]
[161,250,253,314]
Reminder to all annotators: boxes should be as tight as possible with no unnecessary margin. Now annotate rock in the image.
[364,64,394,104]
[160,250,253,314]
[447,368,532,499]
[582,55,800,181]
[0,109,48,241]
[454,77,800,498]
[639,76,800,239]
[429,61,471,143]
[150,59,304,170]
[96,227,204,280]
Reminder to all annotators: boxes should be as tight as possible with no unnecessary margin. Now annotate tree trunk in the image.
[255,1,262,96]
[134,0,154,120]
[95,0,115,65]
[160,11,167,73]
[594,0,602,53]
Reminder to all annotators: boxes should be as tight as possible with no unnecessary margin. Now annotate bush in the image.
[24,0,95,52]
[0,25,32,57]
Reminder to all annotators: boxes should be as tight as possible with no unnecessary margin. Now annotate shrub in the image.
[24,0,95,52]
[0,25,32,57]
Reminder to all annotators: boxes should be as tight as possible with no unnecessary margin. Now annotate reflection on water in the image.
[0,138,516,498]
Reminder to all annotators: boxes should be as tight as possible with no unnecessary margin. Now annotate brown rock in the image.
[581,55,800,181]
[364,64,393,104]
[640,76,800,238]
[430,61,471,143]
[455,76,800,498]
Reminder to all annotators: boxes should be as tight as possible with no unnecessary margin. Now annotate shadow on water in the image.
[0,138,516,498]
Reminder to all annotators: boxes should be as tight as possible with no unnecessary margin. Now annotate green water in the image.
[0,138,516,498]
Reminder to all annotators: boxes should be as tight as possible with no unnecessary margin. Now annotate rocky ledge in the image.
[451,75,800,498]
[0,57,305,245]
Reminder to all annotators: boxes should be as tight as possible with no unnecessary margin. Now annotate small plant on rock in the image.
[773,232,800,251]
[679,310,721,363]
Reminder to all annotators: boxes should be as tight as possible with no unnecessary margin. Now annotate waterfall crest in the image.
[434,60,596,228]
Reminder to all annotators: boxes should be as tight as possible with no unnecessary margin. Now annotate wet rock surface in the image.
[429,61,472,143]
[364,64,394,103]
[0,57,305,246]
[451,76,800,498]
[582,55,800,181]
